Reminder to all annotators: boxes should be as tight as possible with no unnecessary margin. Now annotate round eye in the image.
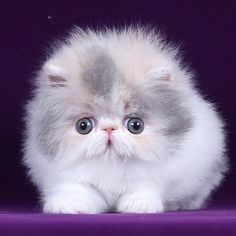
[76,118,94,135]
[127,118,144,134]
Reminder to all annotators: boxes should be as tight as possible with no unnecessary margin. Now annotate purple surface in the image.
[0,210,236,236]
[0,0,236,235]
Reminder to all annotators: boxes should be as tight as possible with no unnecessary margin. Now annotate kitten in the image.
[23,26,228,214]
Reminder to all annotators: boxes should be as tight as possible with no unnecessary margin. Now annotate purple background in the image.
[0,0,235,211]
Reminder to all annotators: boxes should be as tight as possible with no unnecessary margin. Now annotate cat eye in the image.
[76,118,94,134]
[126,118,144,134]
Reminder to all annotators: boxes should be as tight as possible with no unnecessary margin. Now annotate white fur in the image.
[23,26,227,214]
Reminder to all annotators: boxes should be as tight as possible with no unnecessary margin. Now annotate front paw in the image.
[42,184,108,214]
[117,194,164,213]
[43,196,98,214]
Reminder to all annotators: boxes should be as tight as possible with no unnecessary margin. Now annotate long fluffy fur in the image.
[23,26,228,214]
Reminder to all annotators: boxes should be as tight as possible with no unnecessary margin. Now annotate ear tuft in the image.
[146,67,171,81]
[43,64,68,87]
[48,75,67,87]
[144,67,172,92]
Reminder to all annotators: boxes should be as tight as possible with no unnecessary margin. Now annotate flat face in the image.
[35,33,193,161]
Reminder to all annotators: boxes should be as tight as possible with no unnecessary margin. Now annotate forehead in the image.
[81,49,119,99]
[77,47,188,123]
[79,48,150,115]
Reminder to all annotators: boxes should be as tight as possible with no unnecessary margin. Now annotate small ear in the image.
[146,67,171,81]
[43,64,67,87]
[144,68,171,92]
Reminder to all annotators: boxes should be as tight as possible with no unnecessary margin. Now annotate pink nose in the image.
[104,127,115,135]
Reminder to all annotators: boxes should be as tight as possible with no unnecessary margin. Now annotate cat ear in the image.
[146,67,171,81]
[144,67,171,92]
[43,64,68,87]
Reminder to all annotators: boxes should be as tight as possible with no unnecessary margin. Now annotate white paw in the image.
[43,196,100,214]
[117,194,164,213]
[43,184,108,214]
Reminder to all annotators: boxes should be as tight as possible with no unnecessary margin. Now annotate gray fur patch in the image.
[124,87,151,118]
[82,49,119,99]
[127,85,193,138]
[153,88,193,137]
[36,101,64,156]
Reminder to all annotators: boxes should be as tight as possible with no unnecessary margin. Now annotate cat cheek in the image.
[132,136,148,148]
[94,131,108,143]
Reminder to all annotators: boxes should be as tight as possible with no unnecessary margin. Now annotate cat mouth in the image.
[106,135,114,146]
[107,139,113,147]
[105,138,115,151]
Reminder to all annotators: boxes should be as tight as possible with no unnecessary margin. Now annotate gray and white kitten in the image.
[23,26,228,214]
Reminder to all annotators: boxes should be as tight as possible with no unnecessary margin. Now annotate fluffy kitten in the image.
[23,26,228,214]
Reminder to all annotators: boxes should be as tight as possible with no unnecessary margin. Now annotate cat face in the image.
[35,40,193,162]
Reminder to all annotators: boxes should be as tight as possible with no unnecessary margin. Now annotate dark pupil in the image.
[80,122,88,130]
[132,121,141,130]
[128,118,144,134]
